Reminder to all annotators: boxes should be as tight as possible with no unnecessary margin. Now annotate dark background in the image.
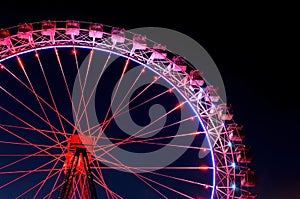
[0,1,298,198]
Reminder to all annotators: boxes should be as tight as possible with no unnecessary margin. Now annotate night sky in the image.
[0,1,298,199]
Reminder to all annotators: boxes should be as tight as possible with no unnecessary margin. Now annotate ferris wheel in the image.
[0,20,257,198]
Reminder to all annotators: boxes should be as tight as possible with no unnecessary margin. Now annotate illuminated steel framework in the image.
[59,135,98,199]
[0,20,257,198]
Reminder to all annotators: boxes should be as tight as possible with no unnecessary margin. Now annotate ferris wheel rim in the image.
[0,19,256,198]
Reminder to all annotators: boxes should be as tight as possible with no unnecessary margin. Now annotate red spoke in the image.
[0,85,60,133]
[91,149,168,198]
[72,46,91,137]
[91,75,166,145]
[102,59,130,124]
[99,157,199,198]
[111,66,146,118]
[17,56,63,148]
[88,114,198,154]
[0,129,64,171]
[124,140,209,150]
[2,66,78,132]
[54,48,79,134]
[90,84,173,138]
[95,101,187,159]
[90,160,112,198]
[0,154,61,157]
[0,157,58,189]
[45,167,65,199]
[98,74,161,137]
[74,51,112,133]
[15,169,61,199]
[94,59,130,143]
[0,169,61,175]
[0,105,61,146]
[33,153,65,198]
[0,123,70,136]
[35,51,68,138]
[0,140,63,148]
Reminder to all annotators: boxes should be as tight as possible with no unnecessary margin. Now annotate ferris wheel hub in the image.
[64,134,94,174]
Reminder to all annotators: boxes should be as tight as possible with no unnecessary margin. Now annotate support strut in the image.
[59,148,98,199]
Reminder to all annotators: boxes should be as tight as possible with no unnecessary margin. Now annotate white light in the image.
[231,162,236,168]
[231,183,236,189]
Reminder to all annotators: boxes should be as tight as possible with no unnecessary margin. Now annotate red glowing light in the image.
[141,68,145,73]
[175,102,184,109]
[205,185,209,189]
[168,88,173,93]
[0,64,4,70]
[35,53,39,57]
[199,165,209,170]
[122,59,130,73]
[193,131,201,135]
[17,57,24,69]
[153,75,158,80]
[72,49,77,55]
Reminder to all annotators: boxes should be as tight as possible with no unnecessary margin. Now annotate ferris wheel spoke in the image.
[54,48,80,134]
[86,111,193,146]
[87,125,199,150]
[0,105,64,148]
[90,156,123,199]
[91,84,174,139]
[0,154,61,158]
[101,58,130,130]
[92,64,146,142]
[130,174,168,199]
[93,154,168,199]
[94,152,197,199]
[79,49,94,104]
[119,140,209,151]
[95,74,162,141]
[92,128,204,153]
[128,164,212,192]
[0,137,64,171]
[72,178,81,198]
[0,86,61,133]
[0,157,58,189]
[0,168,62,175]
[73,48,99,142]
[95,92,184,145]
[114,87,173,118]
[74,51,113,134]
[119,116,198,142]
[116,75,162,115]
[132,172,195,199]
[34,50,68,139]
[0,123,71,137]
[33,152,65,198]
[92,176,124,199]
[15,169,61,199]
[16,56,63,145]
[90,160,114,198]
[95,101,187,159]
[110,66,146,118]
[1,66,79,134]
[45,166,65,199]
[70,46,92,139]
